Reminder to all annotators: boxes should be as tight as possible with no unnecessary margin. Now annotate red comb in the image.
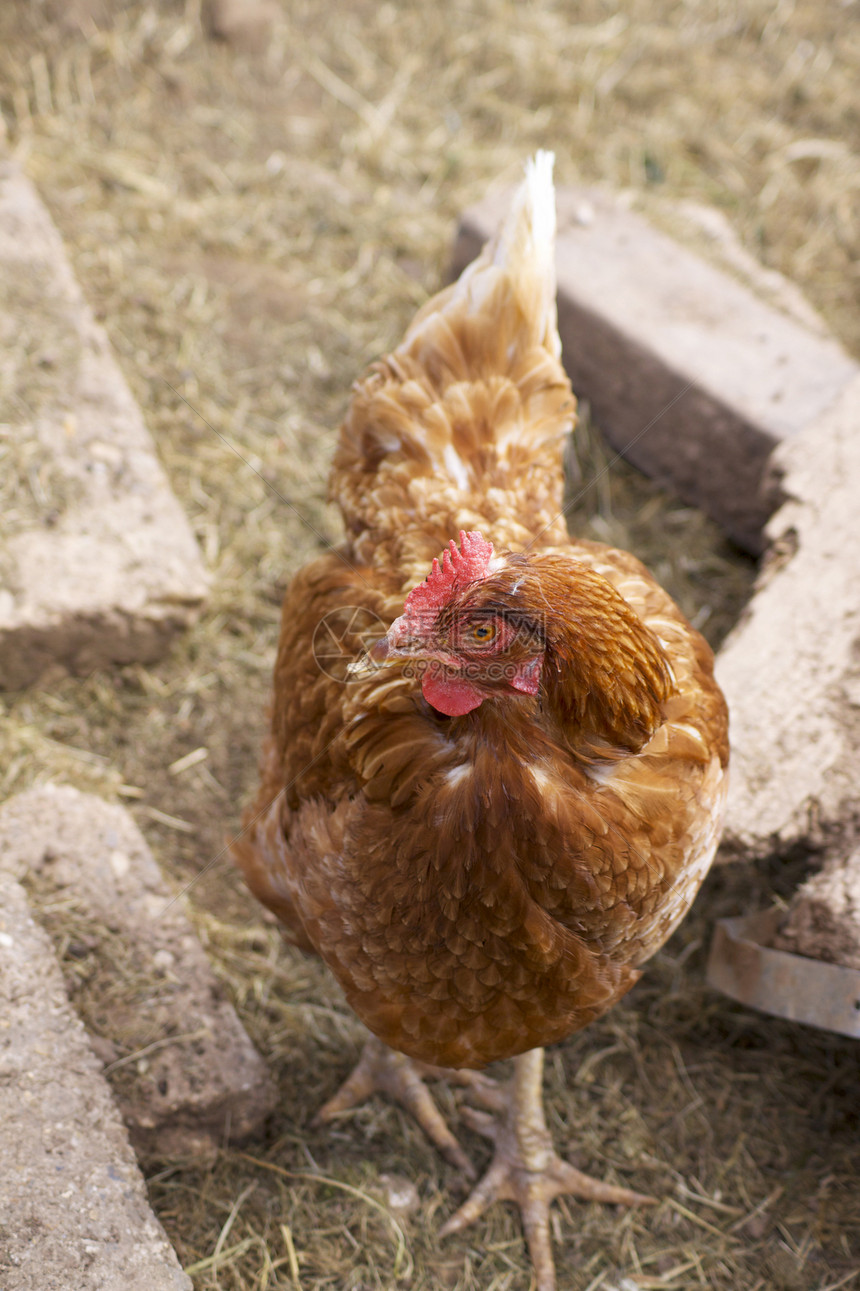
[403,531,495,623]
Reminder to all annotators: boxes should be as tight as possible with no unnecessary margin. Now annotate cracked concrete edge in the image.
[0,869,192,1291]
[716,373,860,853]
[0,158,209,690]
[774,843,860,971]
[0,783,278,1165]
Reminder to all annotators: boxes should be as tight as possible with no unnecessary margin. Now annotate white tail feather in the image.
[400,151,561,360]
[487,150,559,357]
[461,151,560,358]
[488,153,556,285]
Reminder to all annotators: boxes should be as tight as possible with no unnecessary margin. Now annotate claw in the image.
[440,1048,656,1291]
[459,1105,497,1139]
[315,1035,478,1177]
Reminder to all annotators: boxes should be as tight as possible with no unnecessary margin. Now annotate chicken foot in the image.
[440,1047,654,1291]
[314,1034,499,1179]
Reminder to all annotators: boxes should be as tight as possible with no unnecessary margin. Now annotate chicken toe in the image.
[439,1047,654,1291]
[315,1035,496,1178]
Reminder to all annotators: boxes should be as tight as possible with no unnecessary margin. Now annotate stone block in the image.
[0,870,191,1291]
[715,375,860,852]
[0,784,277,1163]
[0,160,209,690]
[451,185,858,552]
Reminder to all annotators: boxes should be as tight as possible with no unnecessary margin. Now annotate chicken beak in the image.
[344,628,397,681]
[370,614,419,661]
[367,635,391,664]
[345,616,432,681]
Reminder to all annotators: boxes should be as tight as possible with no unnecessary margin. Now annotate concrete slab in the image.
[0,870,191,1291]
[716,375,860,852]
[0,784,277,1164]
[0,159,209,690]
[451,185,858,553]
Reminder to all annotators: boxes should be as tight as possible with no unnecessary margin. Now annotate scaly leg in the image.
[440,1047,655,1291]
[314,1034,499,1178]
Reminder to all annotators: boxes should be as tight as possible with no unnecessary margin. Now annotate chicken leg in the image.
[314,1034,498,1179]
[440,1047,654,1291]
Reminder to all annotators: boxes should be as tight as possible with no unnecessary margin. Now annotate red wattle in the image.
[422,671,486,717]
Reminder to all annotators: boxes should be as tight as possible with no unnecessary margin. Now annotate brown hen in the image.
[233,153,729,1291]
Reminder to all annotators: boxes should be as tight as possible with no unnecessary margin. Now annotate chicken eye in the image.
[471,622,496,643]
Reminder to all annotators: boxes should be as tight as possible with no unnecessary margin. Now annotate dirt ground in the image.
[1,1,859,1288]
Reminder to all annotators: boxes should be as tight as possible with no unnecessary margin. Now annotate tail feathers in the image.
[480,150,560,358]
[402,151,561,362]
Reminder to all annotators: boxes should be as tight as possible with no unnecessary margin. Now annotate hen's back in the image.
[331,153,575,589]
